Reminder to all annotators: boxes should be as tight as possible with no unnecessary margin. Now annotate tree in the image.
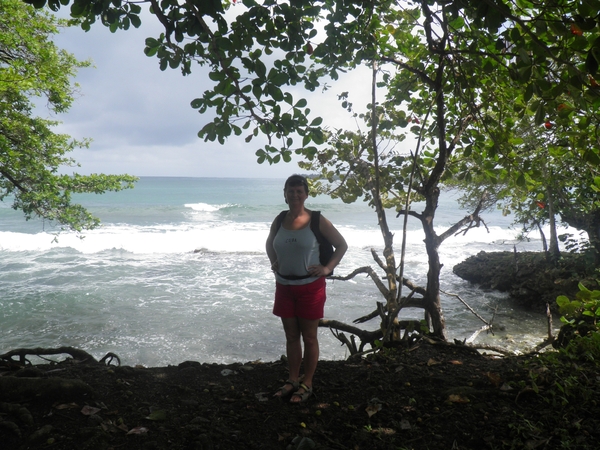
[32,0,600,344]
[444,3,600,265]
[1,0,137,232]
[448,117,565,263]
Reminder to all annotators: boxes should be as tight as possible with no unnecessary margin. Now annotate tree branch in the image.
[330,266,389,298]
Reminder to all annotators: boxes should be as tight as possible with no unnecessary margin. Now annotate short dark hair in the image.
[284,174,309,195]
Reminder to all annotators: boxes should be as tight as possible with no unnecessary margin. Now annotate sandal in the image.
[290,383,313,403]
[273,380,299,399]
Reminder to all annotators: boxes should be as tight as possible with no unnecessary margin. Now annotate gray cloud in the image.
[48,10,386,178]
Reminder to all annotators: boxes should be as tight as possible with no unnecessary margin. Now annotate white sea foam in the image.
[184,202,230,212]
[0,220,565,258]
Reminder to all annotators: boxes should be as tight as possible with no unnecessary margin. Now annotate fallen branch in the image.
[466,324,494,344]
[320,319,383,353]
[330,329,359,355]
[321,317,425,355]
[531,339,554,353]
[441,289,490,326]
[419,335,514,356]
[468,344,515,356]
[545,302,554,342]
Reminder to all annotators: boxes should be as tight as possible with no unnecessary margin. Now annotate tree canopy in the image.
[27,1,600,230]
[1,0,137,232]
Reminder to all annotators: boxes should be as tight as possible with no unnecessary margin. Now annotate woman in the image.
[266,174,347,403]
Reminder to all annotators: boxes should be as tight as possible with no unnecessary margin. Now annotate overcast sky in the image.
[49,10,375,179]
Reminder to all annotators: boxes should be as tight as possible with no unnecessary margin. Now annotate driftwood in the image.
[418,335,515,357]
[319,319,383,354]
[529,303,556,353]
[0,346,121,366]
[320,318,423,355]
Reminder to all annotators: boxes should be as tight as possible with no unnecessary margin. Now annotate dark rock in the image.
[453,251,599,313]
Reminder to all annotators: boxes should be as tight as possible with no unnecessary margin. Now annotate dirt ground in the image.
[1,339,599,450]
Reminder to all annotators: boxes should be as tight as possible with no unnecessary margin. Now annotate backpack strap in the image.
[309,211,322,241]
[275,210,288,229]
[310,211,334,272]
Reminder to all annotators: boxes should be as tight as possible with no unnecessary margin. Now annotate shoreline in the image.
[452,250,598,314]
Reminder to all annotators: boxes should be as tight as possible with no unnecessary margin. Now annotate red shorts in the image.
[273,278,326,320]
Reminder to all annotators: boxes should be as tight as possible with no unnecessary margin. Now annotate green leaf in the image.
[586,49,599,75]
[270,72,289,86]
[190,98,203,109]
[145,410,167,421]
[449,16,465,30]
[255,59,267,79]
[583,150,600,165]
[267,83,284,101]
[209,71,224,81]
[556,295,571,307]
[534,104,545,126]
[130,14,141,28]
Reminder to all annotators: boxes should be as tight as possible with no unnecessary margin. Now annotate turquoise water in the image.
[0,177,554,366]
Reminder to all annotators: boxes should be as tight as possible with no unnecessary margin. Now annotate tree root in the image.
[0,347,103,403]
[0,346,120,367]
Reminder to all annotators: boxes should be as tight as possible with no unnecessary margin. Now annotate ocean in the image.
[0,177,555,367]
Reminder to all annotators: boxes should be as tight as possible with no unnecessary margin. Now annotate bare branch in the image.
[330,266,389,298]
[398,277,427,297]
[440,289,490,326]
[395,209,423,221]
[353,309,380,324]
[370,248,386,271]
[330,329,358,354]
[545,302,554,343]
[437,192,489,243]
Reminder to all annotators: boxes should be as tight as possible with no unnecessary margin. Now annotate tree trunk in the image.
[534,219,548,252]
[588,215,600,266]
[546,185,560,263]
[421,193,447,340]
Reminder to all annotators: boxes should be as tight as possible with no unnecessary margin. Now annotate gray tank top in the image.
[273,223,320,285]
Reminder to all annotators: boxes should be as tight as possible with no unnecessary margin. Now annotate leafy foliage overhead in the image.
[20,1,600,155]
[1,0,137,232]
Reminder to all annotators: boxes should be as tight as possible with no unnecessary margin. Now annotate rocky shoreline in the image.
[452,250,598,314]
